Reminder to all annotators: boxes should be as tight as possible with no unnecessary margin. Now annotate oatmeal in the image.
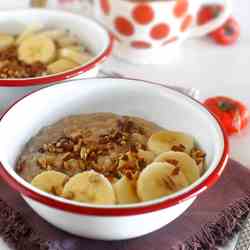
[0,24,93,79]
[16,113,206,205]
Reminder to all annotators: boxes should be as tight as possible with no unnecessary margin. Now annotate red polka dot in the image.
[114,17,134,36]
[162,36,178,46]
[180,15,193,32]
[131,41,152,49]
[100,0,110,15]
[132,4,154,25]
[150,23,170,40]
[174,0,189,18]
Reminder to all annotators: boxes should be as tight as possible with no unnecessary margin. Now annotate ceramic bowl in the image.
[0,9,113,111]
[0,78,228,240]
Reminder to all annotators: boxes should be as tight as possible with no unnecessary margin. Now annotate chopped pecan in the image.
[171,167,180,176]
[129,144,138,153]
[121,154,129,161]
[137,159,147,170]
[166,159,179,166]
[61,152,72,161]
[171,144,186,152]
[191,148,206,165]
[80,147,87,160]
[162,176,176,191]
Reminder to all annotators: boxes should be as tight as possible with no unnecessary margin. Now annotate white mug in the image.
[91,0,232,64]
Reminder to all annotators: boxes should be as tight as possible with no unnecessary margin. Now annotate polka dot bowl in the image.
[94,0,232,64]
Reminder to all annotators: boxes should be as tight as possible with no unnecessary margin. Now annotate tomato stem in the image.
[218,101,236,112]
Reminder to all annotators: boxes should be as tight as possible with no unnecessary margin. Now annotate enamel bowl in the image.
[0,9,113,111]
[0,78,228,240]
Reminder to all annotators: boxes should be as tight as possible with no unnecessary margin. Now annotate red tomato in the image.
[211,17,240,45]
[204,96,249,135]
[197,5,223,25]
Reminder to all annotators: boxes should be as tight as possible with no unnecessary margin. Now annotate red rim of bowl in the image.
[0,36,114,87]
[0,78,229,216]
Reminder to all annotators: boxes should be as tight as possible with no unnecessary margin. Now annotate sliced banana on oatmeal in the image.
[147,130,194,154]
[0,34,15,50]
[137,149,155,164]
[62,171,116,205]
[59,48,92,65]
[47,59,78,74]
[137,162,188,202]
[18,35,56,64]
[16,23,44,45]
[154,151,200,184]
[38,29,66,40]
[31,170,68,195]
[113,176,139,204]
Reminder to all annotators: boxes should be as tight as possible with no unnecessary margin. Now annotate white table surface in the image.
[0,0,250,249]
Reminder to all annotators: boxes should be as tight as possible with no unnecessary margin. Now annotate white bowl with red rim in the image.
[0,78,228,240]
[0,9,113,111]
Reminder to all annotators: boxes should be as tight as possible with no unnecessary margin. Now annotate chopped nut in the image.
[191,148,206,166]
[53,158,64,169]
[162,176,176,191]
[166,159,179,166]
[121,154,129,161]
[78,160,86,170]
[61,152,72,161]
[129,144,138,153]
[137,159,147,170]
[171,144,186,152]
[67,159,79,169]
[80,147,87,160]
[38,147,45,153]
[37,156,47,169]
[171,167,180,176]
[124,170,134,180]
[73,138,83,152]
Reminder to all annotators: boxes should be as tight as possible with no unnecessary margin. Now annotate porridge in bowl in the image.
[0,24,93,79]
[16,113,206,205]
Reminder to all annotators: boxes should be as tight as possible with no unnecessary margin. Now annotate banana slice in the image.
[137,149,155,164]
[154,151,200,184]
[0,34,15,50]
[18,35,56,64]
[31,170,68,195]
[16,23,44,45]
[62,171,116,205]
[137,162,188,202]
[147,130,194,154]
[113,176,139,204]
[47,59,78,74]
[59,48,92,65]
[38,29,66,40]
